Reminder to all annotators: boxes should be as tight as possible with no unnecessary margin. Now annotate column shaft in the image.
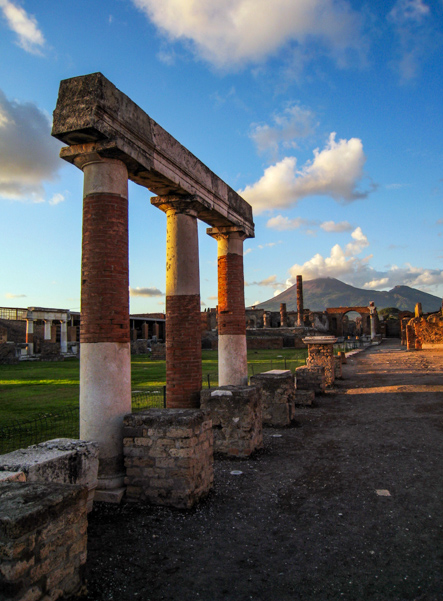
[79,157,131,492]
[209,229,248,386]
[26,318,34,356]
[60,321,68,353]
[296,275,304,326]
[164,205,201,408]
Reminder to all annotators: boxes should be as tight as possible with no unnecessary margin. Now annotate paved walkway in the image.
[84,339,443,601]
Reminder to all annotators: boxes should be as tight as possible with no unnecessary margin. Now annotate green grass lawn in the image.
[0,348,308,426]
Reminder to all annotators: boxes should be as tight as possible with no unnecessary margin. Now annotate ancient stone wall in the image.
[295,366,326,394]
[407,311,443,349]
[250,370,295,427]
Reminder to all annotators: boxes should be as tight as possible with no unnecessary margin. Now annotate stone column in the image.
[296,275,304,326]
[44,320,52,340]
[152,196,202,408]
[369,301,377,340]
[60,320,68,353]
[280,303,288,327]
[207,226,248,386]
[263,312,271,328]
[26,315,34,356]
[77,155,131,501]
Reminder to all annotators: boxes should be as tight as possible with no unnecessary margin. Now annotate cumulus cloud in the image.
[388,0,434,81]
[129,286,164,297]
[250,104,316,156]
[49,193,65,206]
[0,90,62,202]
[131,0,363,69]
[320,220,353,233]
[239,133,373,214]
[266,215,314,231]
[0,0,45,54]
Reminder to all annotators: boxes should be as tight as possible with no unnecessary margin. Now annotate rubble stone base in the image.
[200,385,263,457]
[123,409,213,509]
[295,366,326,394]
[250,370,295,427]
[0,482,88,601]
[293,390,315,406]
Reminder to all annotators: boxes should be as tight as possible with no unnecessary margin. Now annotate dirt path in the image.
[83,340,443,601]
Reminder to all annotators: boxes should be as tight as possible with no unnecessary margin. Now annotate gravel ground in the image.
[81,339,443,601]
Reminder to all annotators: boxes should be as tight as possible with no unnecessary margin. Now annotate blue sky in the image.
[0,0,442,313]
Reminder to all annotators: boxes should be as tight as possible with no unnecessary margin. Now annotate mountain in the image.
[252,278,442,313]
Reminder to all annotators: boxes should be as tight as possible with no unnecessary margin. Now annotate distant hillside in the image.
[253,278,442,313]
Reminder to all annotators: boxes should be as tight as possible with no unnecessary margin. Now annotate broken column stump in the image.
[123,409,213,509]
[200,385,263,457]
[250,370,295,426]
[295,365,326,394]
[303,336,338,387]
[0,482,88,601]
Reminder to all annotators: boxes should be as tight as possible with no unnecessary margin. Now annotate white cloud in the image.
[239,133,373,214]
[0,90,62,202]
[49,193,65,206]
[363,277,389,289]
[246,275,283,288]
[266,215,313,231]
[0,0,45,54]
[250,104,316,156]
[389,0,430,24]
[129,286,164,297]
[131,0,363,69]
[5,292,26,298]
[320,220,353,233]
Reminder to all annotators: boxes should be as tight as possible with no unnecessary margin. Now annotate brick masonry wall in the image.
[218,254,246,336]
[81,193,129,344]
[0,482,88,601]
[123,409,213,508]
[166,294,202,408]
[411,314,443,347]
[200,386,263,457]
[247,337,283,350]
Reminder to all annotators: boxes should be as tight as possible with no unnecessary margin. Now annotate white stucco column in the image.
[60,320,68,353]
[44,320,52,341]
[208,226,248,386]
[26,316,34,356]
[77,155,131,502]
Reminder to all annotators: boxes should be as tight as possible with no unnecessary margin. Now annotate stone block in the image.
[293,390,315,406]
[295,366,326,394]
[0,439,99,512]
[123,409,213,509]
[250,370,295,427]
[200,385,263,457]
[0,481,87,601]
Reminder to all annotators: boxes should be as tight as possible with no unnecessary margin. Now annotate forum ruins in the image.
[1,74,443,601]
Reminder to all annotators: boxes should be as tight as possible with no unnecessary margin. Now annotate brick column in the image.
[25,314,34,356]
[280,303,288,327]
[296,275,304,326]
[77,155,131,501]
[151,196,202,408]
[207,226,248,386]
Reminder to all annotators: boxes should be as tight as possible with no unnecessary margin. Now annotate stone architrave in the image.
[303,336,337,387]
[207,226,248,386]
[152,196,202,409]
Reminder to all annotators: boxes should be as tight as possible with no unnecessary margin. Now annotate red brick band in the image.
[166,294,202,408]
[81,193,130,344]
[218,253,246,336]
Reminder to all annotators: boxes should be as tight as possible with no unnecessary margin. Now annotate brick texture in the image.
[80,193,129,344]
[218,253,246,336]
[166,294,202,408]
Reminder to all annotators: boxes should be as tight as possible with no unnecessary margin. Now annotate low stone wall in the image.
[131,338,151,355]
[40,342,63,362]
[0,481,88,601]
[200,386,263,457]
[151,342,166,359]
[0,342,19,365]
[409,313,443,349]
[250,370,295,427]
[246,337,283,350]
[295,366,326,394]
[123,408,213,508]
[0,439,99,512]
[293,390,315,406]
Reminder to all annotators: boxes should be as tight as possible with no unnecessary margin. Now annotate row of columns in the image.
[76,156,249,493]
[25,317,68,355]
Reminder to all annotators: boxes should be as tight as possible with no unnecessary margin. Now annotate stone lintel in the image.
[303,336,337,345]
[252,369,292,379]
[52,72,254,238]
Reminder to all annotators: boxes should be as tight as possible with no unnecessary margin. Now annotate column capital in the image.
[151,195,199,218]
[206,226,249,242]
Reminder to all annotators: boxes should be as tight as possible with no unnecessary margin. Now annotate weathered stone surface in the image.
[295,366,326,394]
[0,342,19,365]
[293,390,315,406]
[250,370,295,427]
[200,386,263,457]
[0,482,87,601]
[39,342,63,362]
[123,409,213,508]
[303,337,337,387]
[0,439,99,512]
[52,73,254,237]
